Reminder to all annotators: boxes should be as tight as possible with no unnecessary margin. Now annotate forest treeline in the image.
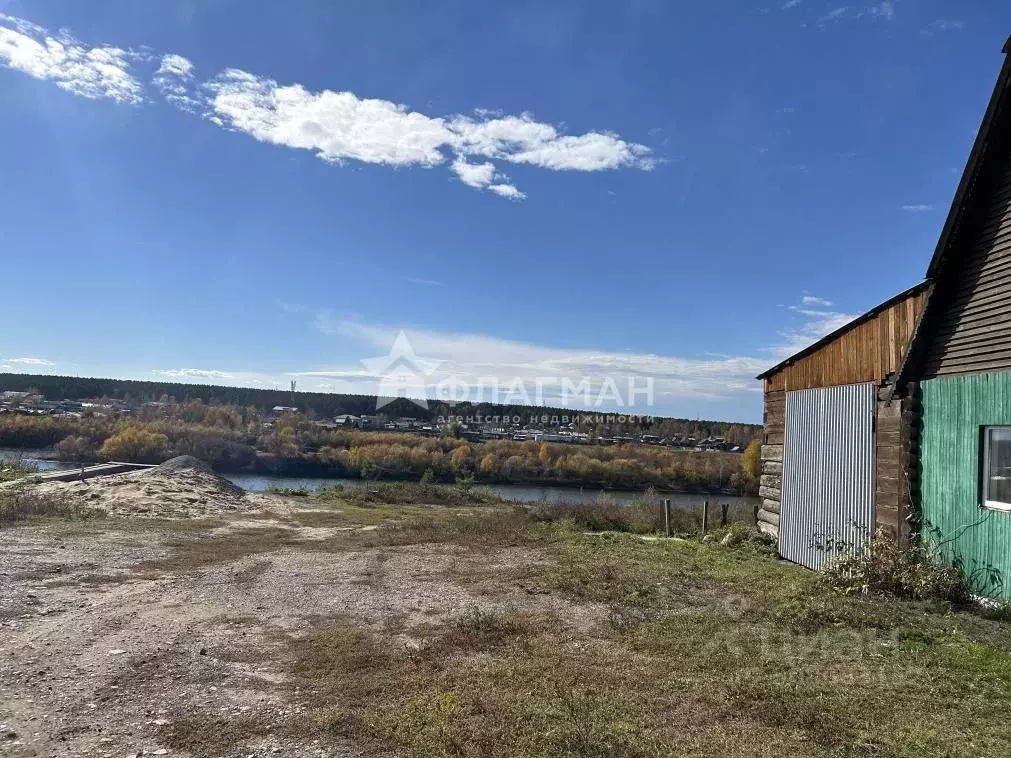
[0,400,761,494]
[0,373,760,444]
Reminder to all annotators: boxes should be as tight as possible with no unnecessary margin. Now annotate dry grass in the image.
[277,511,1011,758]
[35,493,1010,756]
[0,483,99,524]
[157,713,275,756]
[136,526,303,573]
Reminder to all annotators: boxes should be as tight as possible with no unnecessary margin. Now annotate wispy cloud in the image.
[154,368,233,380]
[815,2,895,28]
[4,357,54,366]
[921,20,965,37]
[901,204,934,213]
[0,14,654,201]
[801,295,833,307]
[307,313,769,407]
[817,7,850,27]
[781,0,804,8]
[401,276,443,287]
[153,53,199,112]
[864,1,895,21]
[777,299,859,359]
[0,13,142,103]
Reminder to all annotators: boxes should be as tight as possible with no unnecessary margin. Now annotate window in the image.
[983,427,1011,511]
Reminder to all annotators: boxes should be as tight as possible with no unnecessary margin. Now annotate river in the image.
[221,472,760,511]
[0,448,760,512]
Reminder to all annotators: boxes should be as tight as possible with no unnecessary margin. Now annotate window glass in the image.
[985,427,1011,508]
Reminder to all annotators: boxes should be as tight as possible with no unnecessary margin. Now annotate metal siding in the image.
[920,373,1011,598]
[780,383,876,570]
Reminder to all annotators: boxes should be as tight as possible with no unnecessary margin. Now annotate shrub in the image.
[0,459,38,484]
[98,427,169,463]
[0,483,95,524]
[55,434,99,463]
[821,530,970,603]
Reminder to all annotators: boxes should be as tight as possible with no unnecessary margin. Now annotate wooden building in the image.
[893,39,1011,598]
[757,39,1011,596]
[756,283,929,569]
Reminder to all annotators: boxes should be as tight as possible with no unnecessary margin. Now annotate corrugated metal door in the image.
[780,383,875,570]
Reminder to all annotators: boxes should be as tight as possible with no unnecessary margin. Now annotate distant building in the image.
[271,405,298,415]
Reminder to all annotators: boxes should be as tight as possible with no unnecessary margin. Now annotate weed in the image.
[0,483,100,524]
[822,530,971,603]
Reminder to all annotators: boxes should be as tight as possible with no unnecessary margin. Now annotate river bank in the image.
[0,447,758,506]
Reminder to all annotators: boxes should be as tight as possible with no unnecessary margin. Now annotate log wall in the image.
[874,391,916,547]
[757,389,785,538]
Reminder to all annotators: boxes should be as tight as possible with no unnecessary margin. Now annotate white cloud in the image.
[205,69,451,167]
[0,13,654,200]
[921,20,965,36]
[4,357,54,366]
[801,295,833,307]
[204,71,651,198]
[155,368,233,380]
[153,53,200,112]
[450,156,525,199]
[448,113,655,172]
[488,183,526,200]
[902,204,934,212]
[451,157,496,188]
[781,0,804,8]
[0,14,142,103]
[307,312,770,409]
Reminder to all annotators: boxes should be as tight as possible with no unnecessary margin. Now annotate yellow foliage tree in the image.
[742,439,761,480]
[99,427,169,463]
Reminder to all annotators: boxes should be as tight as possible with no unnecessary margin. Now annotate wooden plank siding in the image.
[763,287,928,392]
[920,137,1011,377]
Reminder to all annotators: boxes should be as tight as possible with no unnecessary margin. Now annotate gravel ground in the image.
[0,473,590,757]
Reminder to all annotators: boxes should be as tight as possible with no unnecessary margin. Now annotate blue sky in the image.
[0,1,1005,422]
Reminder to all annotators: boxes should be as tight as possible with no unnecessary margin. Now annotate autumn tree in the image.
[742,439,761,480]
[99,427,169,463]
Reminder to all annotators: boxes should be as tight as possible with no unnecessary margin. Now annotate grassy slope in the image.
[146,498,1011,758]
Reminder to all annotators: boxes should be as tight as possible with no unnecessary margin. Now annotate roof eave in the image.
[755,280,931,381]
[926,38,1011,278]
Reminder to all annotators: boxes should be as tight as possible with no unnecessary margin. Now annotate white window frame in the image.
[982,426,1011,512]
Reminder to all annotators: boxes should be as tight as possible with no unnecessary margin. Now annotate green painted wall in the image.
[921,372,1011,598]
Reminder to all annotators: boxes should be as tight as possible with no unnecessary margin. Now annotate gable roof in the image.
[925,37,1011,278]
[889,38,1011,391]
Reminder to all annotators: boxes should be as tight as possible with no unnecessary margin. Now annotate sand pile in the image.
[36,456,265,519]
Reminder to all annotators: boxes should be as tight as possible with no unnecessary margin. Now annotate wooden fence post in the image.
[664,499,672,537]
[720,503,729,528]
[702,500,709,533]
